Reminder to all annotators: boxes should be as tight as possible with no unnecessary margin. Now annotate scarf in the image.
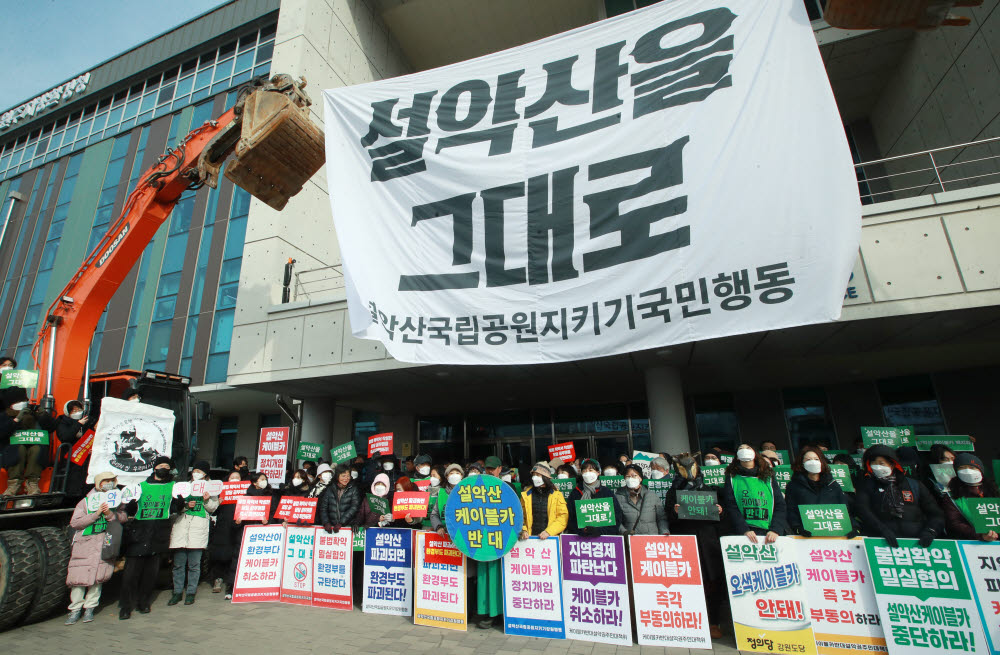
[878,474,906,518]
[580,479,600,500]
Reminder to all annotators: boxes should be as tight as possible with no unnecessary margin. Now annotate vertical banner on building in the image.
[257,426,289,488]
[958,541,1000,655]
[796,539,886,654]
[503,537,565,639]
[312,527,353,610]
[280,526,314,606]
[630,535,712,649]
[865,538,986,655]
[363,527,413,616]
[232,525,286,603]
[560,535,632,646]
[722,536,817,655]
[414,531,467,631]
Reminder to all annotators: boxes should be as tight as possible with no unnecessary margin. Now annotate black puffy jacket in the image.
[855,445,944,540]
[784,471,851,533]
[317,483,361,527]
[122,473,182,556]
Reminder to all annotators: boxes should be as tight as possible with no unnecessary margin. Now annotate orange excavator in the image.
[823,0,982,29]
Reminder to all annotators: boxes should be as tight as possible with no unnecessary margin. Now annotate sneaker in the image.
[167,593,183,606]
[212,578,223,593]
[65,610,82,625]
[184,593,195,605]
[82,608,95,623]
[224,593,232,600]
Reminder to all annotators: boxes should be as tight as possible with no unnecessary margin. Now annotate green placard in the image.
[676,490,719,521]
[599,475,625,489]
[366,493,389,516]
[773,465,792,492]
[822,449,849,463]
[954,497,1000,534]
[861,425,915,448]
[916,436,974,452]
[10,429,48,445]
[645,478,672,502]
[136,482,173,520]
[511,481,522,495]
[353,527,365,551]
[575,498,616,528]
[701,464,726,487]
[829,464,855,492]
[296,441,323,460]
[553,478,574,499]
[799,503,852,536]
[773,450,790,465]
[184,496,207,518]
[0,369,38,389]
[865,538,971,601]
[329,441,357,464]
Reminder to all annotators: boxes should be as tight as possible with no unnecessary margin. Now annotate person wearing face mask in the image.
[119,456,183,619]
[855,446,943,548]
[243,472,276,524]
[310,463,334,498]
[349,463,363,484]
[614,464,670,536]
[209,471,246,598]
[232,456,250,481]
[64,471,128,625]
[785,447,853,537]
[702,453,722,469]
[603,461,624,478]
[520,462,569,541]
[567,459,617,536]
[720,444,787,544]
[555,463,577,482]
[1,385,56,496]
[55,399,95,497]
[318,463,361,534]
[280,468,312,498]
[924,444,957,500]
[388,477,424,528]
[375,454,400,489]
[939,453,999,541]
[430,463,467,536]
[649,457,671,481]
[357,472,393,528]
[167,461,219,606]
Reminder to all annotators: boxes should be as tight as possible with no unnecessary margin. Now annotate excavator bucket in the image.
[225,76,325,210]
[823,0,982,30]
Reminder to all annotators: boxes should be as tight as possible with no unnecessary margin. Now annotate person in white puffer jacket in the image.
[167,460,219,606]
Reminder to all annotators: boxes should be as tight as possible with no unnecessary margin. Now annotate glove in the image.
[333,524,342,533]
[884,534,899,548]
[797,527,813,538]
[845,530,859,540]
[323,523,334,533]
[918,530,935,548]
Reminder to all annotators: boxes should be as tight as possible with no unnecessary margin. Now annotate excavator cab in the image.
[823,0,983,29]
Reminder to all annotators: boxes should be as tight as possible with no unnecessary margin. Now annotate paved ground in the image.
[5,582,744,655]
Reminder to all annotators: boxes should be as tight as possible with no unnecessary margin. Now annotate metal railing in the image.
[855,136,1000,205]
[292,264,345,302]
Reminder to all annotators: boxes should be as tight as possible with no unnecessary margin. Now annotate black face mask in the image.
[154,468,172,481]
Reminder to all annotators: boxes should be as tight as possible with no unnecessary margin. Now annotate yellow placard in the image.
[735,623,818,655]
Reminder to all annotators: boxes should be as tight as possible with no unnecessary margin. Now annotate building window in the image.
[204,187,248,383]
[783,387,838,453]
[877,375,947,435]
[693,393,740,455]
[629,401,651,453]
[260,413,281,429]
[353,411,379,456]
[215,416,238,468]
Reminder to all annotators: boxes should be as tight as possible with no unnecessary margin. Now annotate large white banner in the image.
[323,0,860,365]
[87,397,174,485]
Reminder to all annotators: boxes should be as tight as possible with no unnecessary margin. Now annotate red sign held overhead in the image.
[392,491,430,519]
[367,432,394,457]
[257,427,290,488]
[274,497,318,523]
[548,441,576,463]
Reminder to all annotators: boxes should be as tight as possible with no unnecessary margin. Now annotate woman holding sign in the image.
[720,444,787,543]
[167,461,219,606]
[318,463,360,533]
[785,447,852,537]
[939,452,1000,541]
[614,464,669,536]
[567,458,617,536]
[519,462,569,540]
[855,445,943,548]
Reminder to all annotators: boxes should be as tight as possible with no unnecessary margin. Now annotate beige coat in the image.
[169,496,220,550]
[66,494,127,587]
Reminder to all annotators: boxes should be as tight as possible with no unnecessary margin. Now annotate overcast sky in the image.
[0,0,228,110]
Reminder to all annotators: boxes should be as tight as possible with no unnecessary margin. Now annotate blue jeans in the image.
[172,549,202,595]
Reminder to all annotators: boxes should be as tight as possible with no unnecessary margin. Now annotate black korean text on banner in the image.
[322,0,861,365]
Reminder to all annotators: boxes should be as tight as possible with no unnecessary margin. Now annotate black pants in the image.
[119,554,162,611]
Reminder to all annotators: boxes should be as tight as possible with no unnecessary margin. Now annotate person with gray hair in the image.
[650,457,671,480]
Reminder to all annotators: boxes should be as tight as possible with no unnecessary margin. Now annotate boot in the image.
[82,608,95,623]
[167,593,183,606]
[65,609,82,625]
[184,593,195,605]
[24,478,40,495]
[3,478,21,496]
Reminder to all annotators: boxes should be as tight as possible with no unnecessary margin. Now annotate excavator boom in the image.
[29,73,324,421]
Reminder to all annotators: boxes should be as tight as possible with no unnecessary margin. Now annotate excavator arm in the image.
[29,73,324,419]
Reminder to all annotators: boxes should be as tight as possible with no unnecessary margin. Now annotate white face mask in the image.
[447,473,462,486]
[0,365,11,371]
[531,475,544,487]
[11,401,27,411]
[320,472,333,483]
[291,478,304,487]
[581,471,599,484]
[501,474,512,483]
[737,448,755,462]
[350,470,359,479]
[395,487,403,493]
[603,469,616,477]
[651,469,666,480]
[373,484,387,497]
[192,471,206,481]
[557,473,570,479]
[704,459,720,467]
[957,469,983,485]
[625,477,641,489]
[70,411,84,420]
[256,479,268,489]
[803,459,823,474]
[417,466,430,476]
[100,482,116,492]
[429,477,440,487]
[129,397,140,403]
[870,464,892,479]
[383,462,394,471]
